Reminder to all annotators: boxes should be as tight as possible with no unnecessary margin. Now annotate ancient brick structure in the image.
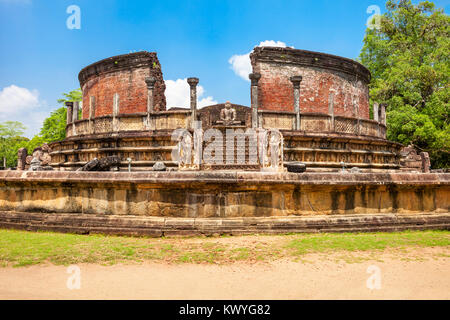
[251,47,370,118]
[79,51,166,120]
[2,47,449,236]
[46,49,406,172]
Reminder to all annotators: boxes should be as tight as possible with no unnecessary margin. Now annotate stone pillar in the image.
[420,152,431,173]
[112,93,120,132]
[187,77,199,129]
[328,92,335,131]
[373,103,379,122]
[65,101,73,125]
[89,96,96,134]
[193,122,203,170]
[145,77,156,130]
[249,73,261,129]
[145,77,156,113]
[73,101,79,122]
[373,102,380,138]
[72,101,79,136]
[17,148,27,171]
[380,104,387,125]
[290,76,303,130]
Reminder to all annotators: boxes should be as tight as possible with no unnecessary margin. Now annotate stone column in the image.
[193,122,203,170]
[187,77,199,129]
[328,92,335,131]
[249,73,261,129]
[420,152,431,173]
[145,77,156,130]
[89,96,96,134]
[72,101,79,136]
[373,102,379,122]
[112,93,120,132]
[380,104,386,125]
[373,102,380,137]
[17,148,27,171]
[73,101,79,122]
[290,76,303,130]
[65,101,73,125]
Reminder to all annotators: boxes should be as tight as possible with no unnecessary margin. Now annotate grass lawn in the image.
[0,228,449,267]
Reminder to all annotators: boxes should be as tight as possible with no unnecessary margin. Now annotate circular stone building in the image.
[2,47,447,237]
[49,48,403,172]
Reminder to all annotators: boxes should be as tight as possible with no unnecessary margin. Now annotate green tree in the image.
[0,89,82,168]
[39,107,67,143]
[0,121,28,168]
[57,88,82,105]
[359,0,449,168]
[40,88,82,143]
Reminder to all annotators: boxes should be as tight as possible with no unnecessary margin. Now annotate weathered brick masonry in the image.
[79,51,166,119]
[4,48,449,236]
[251,47,370,119]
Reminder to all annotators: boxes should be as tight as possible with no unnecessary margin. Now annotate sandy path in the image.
[0,249,449,300]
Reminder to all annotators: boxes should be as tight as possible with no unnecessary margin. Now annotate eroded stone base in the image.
[0,211,448,236]
[0,171,448,236]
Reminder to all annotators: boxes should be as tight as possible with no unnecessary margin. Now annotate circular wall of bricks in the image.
[78,51,166,119]
[251,47,371,119]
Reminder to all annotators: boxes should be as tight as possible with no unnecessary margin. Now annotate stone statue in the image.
[178,131,193,170]
[268,130,283,170]
[259,129,284,172]
[217,101,240,126]
[29,157,41,171]
[28,157,53,171]
[32,144,52,166]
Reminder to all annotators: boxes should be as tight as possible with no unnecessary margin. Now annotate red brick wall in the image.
[251,48,370,119]
[79,52,166,119]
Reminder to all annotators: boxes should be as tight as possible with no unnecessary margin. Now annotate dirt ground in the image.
[0,247,448,300]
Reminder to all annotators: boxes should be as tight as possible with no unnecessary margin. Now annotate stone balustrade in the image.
[66,110,192,137]
[258,111,387,139]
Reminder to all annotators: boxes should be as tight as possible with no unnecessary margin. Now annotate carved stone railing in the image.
[258,110,295,130]
[259,111,387,139]
[151,110,191,131]
[66,110,192,137]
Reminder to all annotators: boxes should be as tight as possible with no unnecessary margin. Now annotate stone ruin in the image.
[2,48,448,236]
[17,144,54,171]
[76,156,121,172]
[17,49,437,174]
[399,145,431,173]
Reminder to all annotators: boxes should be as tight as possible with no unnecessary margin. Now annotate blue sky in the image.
[0,0,449,137]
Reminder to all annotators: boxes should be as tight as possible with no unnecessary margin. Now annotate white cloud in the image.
[0,85,48,138]
[0,85,40,114]
[228,40,292,81]
[228,54,252,82]
[165,79,217,109]
[258,40,288,48]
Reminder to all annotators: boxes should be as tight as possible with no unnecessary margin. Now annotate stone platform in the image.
[0,171,448,236]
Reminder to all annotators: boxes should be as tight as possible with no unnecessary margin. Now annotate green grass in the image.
[285,230,450,255]
[0,229,448,267]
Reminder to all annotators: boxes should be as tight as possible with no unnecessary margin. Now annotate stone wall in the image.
[250,47,371,119]
[0,171,448,217]
[79,51,166,119]
[0,171,448,235]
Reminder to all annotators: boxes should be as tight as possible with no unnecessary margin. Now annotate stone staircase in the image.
[200,134,261,171]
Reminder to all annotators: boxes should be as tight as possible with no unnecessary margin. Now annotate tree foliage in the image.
[40,88,82,144]
[0,121,27,167]
[39,107,67,143]
[57,88,82,106]
[0,89,82,168]
[359,0,449,168]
